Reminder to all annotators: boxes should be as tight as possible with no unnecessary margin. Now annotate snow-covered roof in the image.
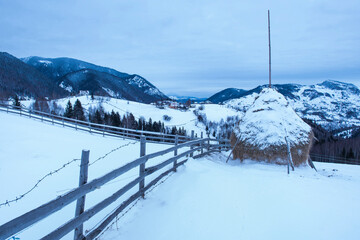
[234,88,311,149]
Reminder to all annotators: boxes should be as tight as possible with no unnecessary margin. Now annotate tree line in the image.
[304,119,360,164]
[31,99,187,136]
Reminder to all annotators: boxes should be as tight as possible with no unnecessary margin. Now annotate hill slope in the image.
[207,88,247,104]
[22,56,168,103]
[58,69,157,102]
[0,52,66,99]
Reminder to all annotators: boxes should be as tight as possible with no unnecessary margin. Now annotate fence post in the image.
[173,135,178,171]
[103,125,105,137]
[62,118,64,127]
[190,130,195,157]
[207,134,210,152]
[52,115,54,125]
[89,122,91,133]
[285,137,294,173]
[201,132,204,154]
[139,136,146,198]
[74,150,90,240]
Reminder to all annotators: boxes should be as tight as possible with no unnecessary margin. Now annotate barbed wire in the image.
[53,141,139,194]
[0,140,138,208]
[88,141,138,167]
[94,171,175,239]
[0,158,81,208]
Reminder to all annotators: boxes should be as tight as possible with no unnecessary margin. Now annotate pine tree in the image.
[103,112,110,125]
[110,110,121,127]
[147,118,153,131]
[73,99,85,120]
[94,110,103,124]
[153,121,159,132]
[128,113,137,129]
[64,100,73,118]
[13,95,20,107]
[171,126,177,135]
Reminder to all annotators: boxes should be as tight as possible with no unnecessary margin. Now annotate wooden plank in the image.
[41,176,144,240]
[139,136,146,198]
[308,157,317,171]
[145,146,202,175]
[84,190,143,240]
[173,135,178,171]
[145,138,205,161]
[285,137,295,172]
[200,132,204,154]
[190,130,195,157]
[74,150,90,240]
[0,156,146,240]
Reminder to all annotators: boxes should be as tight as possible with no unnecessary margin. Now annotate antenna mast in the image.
[268,9,272,88]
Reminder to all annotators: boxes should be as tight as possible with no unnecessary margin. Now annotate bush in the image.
[163,115,172,121]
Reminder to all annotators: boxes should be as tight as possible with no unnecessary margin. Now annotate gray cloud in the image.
[0,0,359,97]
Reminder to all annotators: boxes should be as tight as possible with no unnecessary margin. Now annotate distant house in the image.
[169,102,179,109]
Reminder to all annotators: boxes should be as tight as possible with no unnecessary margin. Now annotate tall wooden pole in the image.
[268,9,272,88]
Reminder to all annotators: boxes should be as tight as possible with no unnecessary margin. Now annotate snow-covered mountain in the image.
[223,80,360,131]
[22,56,168,103]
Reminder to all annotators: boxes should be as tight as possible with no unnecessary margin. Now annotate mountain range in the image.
[1,51,359,132]
[221,80,360,131]
[0,52,168,103]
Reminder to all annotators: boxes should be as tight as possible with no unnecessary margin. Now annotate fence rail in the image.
[0,104,194,144]
[0,135,229,240]
[310,153,360,165]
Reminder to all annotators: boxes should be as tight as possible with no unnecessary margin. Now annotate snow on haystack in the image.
[230,88,313,166]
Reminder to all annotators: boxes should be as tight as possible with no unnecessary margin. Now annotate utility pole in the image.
[268,9,272,88]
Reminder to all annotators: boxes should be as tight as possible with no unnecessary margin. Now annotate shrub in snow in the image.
[230,88,313,166]
[163,114,172,121]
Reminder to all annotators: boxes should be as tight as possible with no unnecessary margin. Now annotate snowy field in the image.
[1,111,360,240]
[21,95,240,137]
[101,155,360,240]
[0,111,187,239]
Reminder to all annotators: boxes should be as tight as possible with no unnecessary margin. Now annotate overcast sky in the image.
[0,0,359,97]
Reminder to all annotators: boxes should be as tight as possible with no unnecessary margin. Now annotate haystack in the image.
[230,88,313,166]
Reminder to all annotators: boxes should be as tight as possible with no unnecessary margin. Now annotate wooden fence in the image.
[0,134,230,240]
[0,104,192,144]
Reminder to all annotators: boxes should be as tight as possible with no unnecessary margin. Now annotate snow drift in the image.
[230,88,313,166]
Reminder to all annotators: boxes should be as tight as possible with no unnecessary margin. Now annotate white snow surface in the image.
[38,60,52,65]
[1,111,360,240]
[59,81,73,93]
[22,95,240,137]
[233,88,311,148]
[101,154,360,240]
[0,111,178,239]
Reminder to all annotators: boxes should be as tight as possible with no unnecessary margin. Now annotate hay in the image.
[230,131,314,166]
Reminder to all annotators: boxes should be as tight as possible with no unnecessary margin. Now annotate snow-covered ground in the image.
[0,111,187,239]
[101,155,360,240]
[21,95,240,137]
[1,109,360,240]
